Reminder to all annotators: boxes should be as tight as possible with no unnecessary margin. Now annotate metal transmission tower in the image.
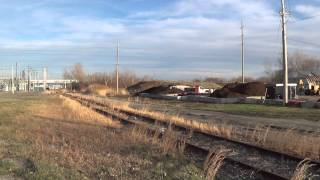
[27,66,31,92]
[116,40,120,94]
[15,62,18,91]
[241,20,245,83]
[43,67,47,91]
[11,65,14,94]
[280,0,289,105]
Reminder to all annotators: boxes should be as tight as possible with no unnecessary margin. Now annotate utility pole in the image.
[281,0,288,105]
[241,20,245,83]
[11,65,14,94]
[116,40,119,94]
[43,67,47,91]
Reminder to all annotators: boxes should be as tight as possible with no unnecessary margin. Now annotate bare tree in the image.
[264,51,320,83]
[64,63,86,83]
[72,63,86,82]
[86,69,142,88]
[64,63,149,90]
[204,77,227,84]
[63,68,72,80]
[289,51,320,76]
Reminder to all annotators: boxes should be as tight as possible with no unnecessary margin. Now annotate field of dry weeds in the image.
[0,93,203,179]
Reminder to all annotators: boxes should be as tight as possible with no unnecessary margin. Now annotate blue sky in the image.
[0,0,319,80]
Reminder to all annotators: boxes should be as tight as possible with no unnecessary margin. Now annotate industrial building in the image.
[0,66,76,92]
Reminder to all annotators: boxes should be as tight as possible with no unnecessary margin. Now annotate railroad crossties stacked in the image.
[65,93,320,180]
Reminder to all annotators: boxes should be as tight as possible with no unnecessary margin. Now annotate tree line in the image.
[63,63,151,89]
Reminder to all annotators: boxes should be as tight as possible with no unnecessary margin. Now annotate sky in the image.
[0,0,319,80]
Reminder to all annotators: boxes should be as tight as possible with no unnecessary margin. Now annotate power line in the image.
[289,38,320,47]
[290,14,320,23]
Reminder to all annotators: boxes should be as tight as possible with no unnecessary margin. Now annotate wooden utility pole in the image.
[116,40,119,94]
[241,20,245,83]
[281,0,288,105]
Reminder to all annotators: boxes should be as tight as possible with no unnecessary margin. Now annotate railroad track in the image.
[64,93,320,180]
[92,96,320,137]
[94,95,320,136]
[132,101,320,136]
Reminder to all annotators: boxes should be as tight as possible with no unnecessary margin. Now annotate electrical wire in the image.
[289,38,320,47]
[290,14,320,24]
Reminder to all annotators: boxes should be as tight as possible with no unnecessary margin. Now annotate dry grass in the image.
[73,93,232,138]
[87,84,128,96]
[291,159,313,180]
[161,129,186,156]
[238,125,320,160]
[130,125,186,157]
[69,93,320,161]
[59,95,118,127]
[0,94,203,179]
[203,148,228,180]
[130,126,150,144]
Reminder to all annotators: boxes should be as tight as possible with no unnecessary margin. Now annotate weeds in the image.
[203,148,228,180]
[291,159,313,180]
[0,94,203,179]
[130,125,186,157]
[161,129,182,155]
[60,95,117,127]
[131,126,150,144]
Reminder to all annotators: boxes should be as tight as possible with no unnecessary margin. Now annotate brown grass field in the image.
[0,93,203,179]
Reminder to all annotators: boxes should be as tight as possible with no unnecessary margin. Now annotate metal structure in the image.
[11,65,14,94]
[43,67,47,91]
[241,20,245,83]
[31,79,76,90]
[0,65,75,93]
[0,66,15,92]
[281,0,289,105]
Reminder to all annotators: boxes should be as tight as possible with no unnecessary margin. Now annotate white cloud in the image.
[0,40,74,50]
[295,4,320,16]
[169,0,276,19]
[0,0,319,79]
[62,17,126,34]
